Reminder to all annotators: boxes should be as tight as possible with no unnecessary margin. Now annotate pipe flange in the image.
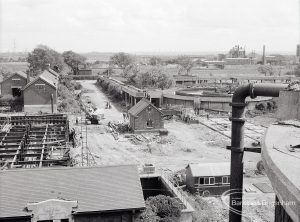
[249,83,256,99]
[229,102,247,107]
[230,146,244,153]
[229,117,246,123]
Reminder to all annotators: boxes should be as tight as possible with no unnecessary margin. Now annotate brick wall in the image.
[1,74,27,96]
[132,105,163,131]
[24,78,57,106]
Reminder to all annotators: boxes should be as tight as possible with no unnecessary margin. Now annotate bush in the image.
[137,195,182,222]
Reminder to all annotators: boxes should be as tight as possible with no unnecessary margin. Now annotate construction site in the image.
[0,114,70,169]
[0,71,293,222]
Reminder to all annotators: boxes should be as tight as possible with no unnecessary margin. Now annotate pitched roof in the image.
[23,69,58,90]
[128,98,163,117]
[187,162,230,177]
[0,165,145,218]
[1,71,27,83]
[48,68,59,78]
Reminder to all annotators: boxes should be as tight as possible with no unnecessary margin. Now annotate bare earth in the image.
[70,80,275,222]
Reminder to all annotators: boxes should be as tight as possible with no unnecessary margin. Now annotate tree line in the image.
[26,44,86,76]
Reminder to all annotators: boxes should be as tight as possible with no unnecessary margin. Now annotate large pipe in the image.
[229,83,287,222]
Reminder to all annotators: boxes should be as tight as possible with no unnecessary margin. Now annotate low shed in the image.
[128,98,164,133]
[0,165,145,222]
[23,69,58,113]
[186,162,230,196]
[1,71,29,97]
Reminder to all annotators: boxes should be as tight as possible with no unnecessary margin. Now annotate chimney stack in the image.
[26,72,30,84]
[46,63,50,70]
[262,45,266,65]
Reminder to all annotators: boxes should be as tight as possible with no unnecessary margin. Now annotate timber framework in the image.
[0,114,70,170]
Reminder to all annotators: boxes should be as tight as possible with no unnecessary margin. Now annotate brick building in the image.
[0,71,29,97]
[128,98,164,133]
[185,162,231,196]
[23,69,58,113]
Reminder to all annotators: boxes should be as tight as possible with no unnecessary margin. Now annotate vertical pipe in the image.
[229,83,287,222]
[51,94,54,113]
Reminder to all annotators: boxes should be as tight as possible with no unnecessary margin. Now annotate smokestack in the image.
[46,63,50,70]
[26,72,30,84]
[262,45,266,65]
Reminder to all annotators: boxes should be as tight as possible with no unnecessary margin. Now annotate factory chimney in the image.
[262,45,266,65]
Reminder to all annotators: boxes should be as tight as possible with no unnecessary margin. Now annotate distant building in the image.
[78,69,92,75]
[0,71,29,97]
[185,162,230,196]
[23,69,59,113]
[265,55,285,65]
[0,165,145,222]
[224,57,251,65]
[128,98,164,133]
[228,45,246,58]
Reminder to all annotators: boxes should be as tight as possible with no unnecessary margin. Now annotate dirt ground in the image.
[70,80,275,222]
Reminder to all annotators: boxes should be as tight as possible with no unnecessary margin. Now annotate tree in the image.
[176,56,194,75]
[149,56,162,66]
[137,195,182,222]
[134,67,172,89]
[27,45,64,76]
[109,52,134,70]
[62,51,86,75]
[294,64,300,77]
[257,65,274,76]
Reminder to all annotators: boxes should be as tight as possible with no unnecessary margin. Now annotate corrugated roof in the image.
[187,162,230,177]
[0,165,145,218]
[128,98,163,117]
[23,69,58,90]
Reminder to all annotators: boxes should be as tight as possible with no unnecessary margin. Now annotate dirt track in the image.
[71,80,275,222]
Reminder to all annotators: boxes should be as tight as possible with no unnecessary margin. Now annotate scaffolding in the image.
[79,113,96,167]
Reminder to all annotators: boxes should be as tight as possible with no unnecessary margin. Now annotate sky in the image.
[0,0,299,54]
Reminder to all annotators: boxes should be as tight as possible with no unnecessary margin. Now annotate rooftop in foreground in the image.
[0,165,145,218]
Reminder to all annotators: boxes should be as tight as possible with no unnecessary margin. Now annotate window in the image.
[198,177,215,185]
[209,177,215,185]
[222,176,230,184]
[146,119,153,128]
[35,83,45,91]
[199,177,204,185]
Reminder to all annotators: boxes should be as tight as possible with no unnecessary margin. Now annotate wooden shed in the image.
[186,162,230,196]
[0,71,29,97]
[0,165,145,222]
[128,98,164,133]
[23,69,58,113]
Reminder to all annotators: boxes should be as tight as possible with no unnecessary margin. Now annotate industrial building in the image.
[185,162,230,196]
[0,68,59,113]
[0,165,145,222]
[0,71,29,97]
[23,69,58,113]
[128,98,164,133]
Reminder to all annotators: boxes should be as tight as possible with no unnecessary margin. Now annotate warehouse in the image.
[23,69,58,113]
[128,98,164,133]
[0,71,29,97]
[0,165,145,222]
[185,162,230,196]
